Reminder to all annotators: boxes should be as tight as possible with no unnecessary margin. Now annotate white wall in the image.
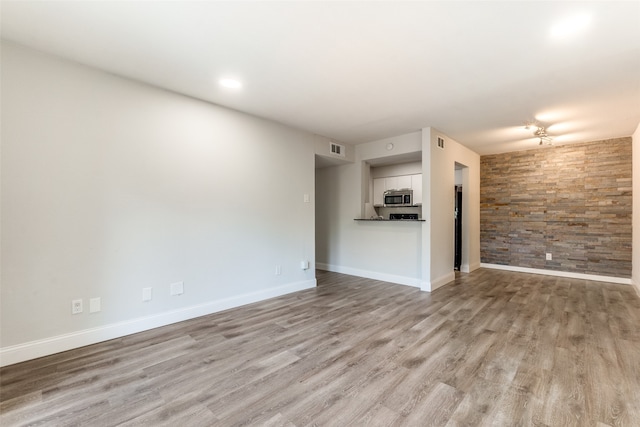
[315,132,425,287]
[633,123,640,296]
[1,42,317,365]
[422,128,481,291]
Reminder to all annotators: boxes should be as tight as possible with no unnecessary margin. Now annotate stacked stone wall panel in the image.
[480,137,632,278]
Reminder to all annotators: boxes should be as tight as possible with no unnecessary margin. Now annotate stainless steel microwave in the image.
[384,189,413,207]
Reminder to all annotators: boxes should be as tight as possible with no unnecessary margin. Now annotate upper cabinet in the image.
[411,174,422,205]
[373,178,385,206]
[385,175,412,191]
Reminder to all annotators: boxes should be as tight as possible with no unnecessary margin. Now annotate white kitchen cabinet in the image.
[384,176,398,192]
[396,175,412,190]
[411,174,423,205]
[373,178,385,206]
[384,175,411,191]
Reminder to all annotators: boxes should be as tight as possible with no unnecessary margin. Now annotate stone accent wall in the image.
[480,137,632,278]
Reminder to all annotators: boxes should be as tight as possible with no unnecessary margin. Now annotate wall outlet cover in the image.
[89,297,101,313]
[170,281,184,296]
[142,287,152,302]
[71,299,83,315]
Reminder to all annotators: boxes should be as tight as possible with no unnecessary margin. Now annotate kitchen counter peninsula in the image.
[354,218,425,222]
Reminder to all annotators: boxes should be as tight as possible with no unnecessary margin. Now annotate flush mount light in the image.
[550,13,591,39]
[219,78,242,89]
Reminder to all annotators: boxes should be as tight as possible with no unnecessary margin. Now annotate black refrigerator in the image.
[454,185,462,271]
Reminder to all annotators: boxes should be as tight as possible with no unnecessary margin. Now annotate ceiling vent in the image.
[330,142,345,157]
[437,136,445,149]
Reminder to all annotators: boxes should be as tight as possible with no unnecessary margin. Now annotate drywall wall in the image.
[633,124,640,295]
[1,42,317,365]
[423,128,481,290]
[481,138,632,279]
[315,132,424,287]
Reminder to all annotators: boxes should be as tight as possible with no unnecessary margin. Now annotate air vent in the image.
[330,142,346,157]
[437,136,445,149]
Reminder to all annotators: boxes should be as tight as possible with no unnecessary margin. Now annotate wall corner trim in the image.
[461,262,481,274]
[632,279,640,298]
[424,272,456,292]
[0,279,316,367]
[480,263,632,285]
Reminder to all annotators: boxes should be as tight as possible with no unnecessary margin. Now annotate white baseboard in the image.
[632,279,640,297]
[422,271,456,292]
[0,279,316,368]
[480,263,632,285]
[464,262,481,273]
[316,263,425,289]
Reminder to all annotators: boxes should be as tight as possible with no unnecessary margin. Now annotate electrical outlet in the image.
[300,260,309,270]
[275,265,282,275]
[89,297,101,313]
[546,253,552,261]
[142,287,152,302]
[71,299,83,315]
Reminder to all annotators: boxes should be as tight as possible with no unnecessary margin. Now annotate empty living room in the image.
[2,1,639,426]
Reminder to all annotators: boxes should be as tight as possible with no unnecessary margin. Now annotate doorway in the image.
[454,185,462,271]
[454,162,467,272]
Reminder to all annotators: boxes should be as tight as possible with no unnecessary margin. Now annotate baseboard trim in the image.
[0,279,316,367]
[632,279,640,298]
[480,263,632,285]
[460,262,481,274]
[316,263,424,289]
[422,272,456,292]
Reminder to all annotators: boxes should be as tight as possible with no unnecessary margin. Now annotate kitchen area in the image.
[361,158,424,222]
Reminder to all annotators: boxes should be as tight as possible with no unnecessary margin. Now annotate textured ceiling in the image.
[2,1,639,154]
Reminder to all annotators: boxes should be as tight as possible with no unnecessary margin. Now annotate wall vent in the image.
[437,136,445,149]
[330,142,346,157]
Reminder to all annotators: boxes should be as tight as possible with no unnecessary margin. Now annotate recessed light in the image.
[550,13,591,39]
[219,78,242,89]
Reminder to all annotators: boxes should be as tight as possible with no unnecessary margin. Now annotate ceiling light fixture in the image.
[219,78,242,89]
[524,121,553,146]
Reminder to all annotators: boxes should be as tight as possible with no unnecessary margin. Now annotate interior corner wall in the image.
[481,137,632,279]
[0,42,317,365]
[423,128,481,291]
[633,124,640,295]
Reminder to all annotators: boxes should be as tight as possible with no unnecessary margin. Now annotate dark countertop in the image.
[354,218,426,222]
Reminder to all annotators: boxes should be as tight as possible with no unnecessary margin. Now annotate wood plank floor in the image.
[1,268,640,426]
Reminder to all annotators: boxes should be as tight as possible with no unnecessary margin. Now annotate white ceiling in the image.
[2,1,639,155]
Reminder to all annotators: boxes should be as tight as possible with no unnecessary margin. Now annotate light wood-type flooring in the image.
[2,269,640,426]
